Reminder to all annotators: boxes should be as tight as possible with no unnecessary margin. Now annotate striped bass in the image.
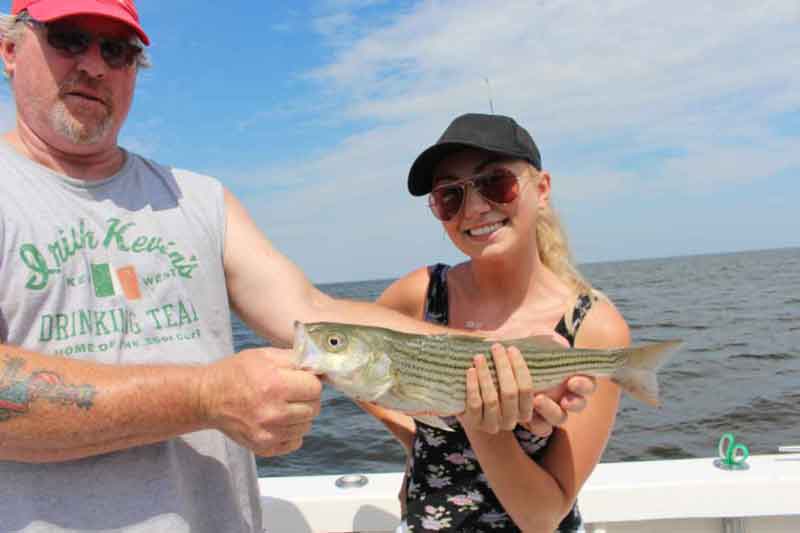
[293,321,680,430]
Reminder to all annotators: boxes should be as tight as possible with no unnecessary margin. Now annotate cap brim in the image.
[27,1,149,45]
[408,141,530,196]
[408,143,468,196]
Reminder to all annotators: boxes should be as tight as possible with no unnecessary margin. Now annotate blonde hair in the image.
[530,168,604,287]
[537,201,592,293]
[531,175,608,335]
[0,11,151,77]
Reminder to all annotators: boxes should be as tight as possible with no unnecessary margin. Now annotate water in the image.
[235,247,800,477]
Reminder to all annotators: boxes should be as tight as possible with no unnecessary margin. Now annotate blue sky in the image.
[1,0,798,283]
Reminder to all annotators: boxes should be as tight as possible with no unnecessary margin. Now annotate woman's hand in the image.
[522,375,597,437]
[458,343,533,433]
[457,343,597,436]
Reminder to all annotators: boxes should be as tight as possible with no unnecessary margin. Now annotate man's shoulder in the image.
[126,150,223,188]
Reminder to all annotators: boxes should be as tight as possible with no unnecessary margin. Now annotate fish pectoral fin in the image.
[361,378,395,402]
[399,384,456,431]
[395,382,438,410]
[412,415,454,432]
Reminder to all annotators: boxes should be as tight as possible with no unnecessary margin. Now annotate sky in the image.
[1,0,798,283]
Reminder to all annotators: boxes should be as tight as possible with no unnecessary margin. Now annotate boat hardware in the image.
[714,432,750,471]
[335,473,369,489]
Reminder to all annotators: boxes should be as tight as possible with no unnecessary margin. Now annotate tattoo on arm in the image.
[0,356,97,422]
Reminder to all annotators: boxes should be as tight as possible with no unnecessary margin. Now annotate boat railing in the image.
[259,451,800,533]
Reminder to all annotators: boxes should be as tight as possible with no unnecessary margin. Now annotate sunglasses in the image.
[21,14,142,70]
[428,167,523,222]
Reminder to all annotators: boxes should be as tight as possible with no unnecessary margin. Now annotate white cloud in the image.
[312,11,357,41]
[223,1,800,281]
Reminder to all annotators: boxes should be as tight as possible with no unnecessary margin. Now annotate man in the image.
[0,1,594,531]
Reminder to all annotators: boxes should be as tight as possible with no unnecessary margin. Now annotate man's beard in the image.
[49,74,115,145]
[49,101,112,144]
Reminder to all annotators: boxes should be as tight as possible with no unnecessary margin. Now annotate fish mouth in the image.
[292,321,308,366]
[292,321,323,373]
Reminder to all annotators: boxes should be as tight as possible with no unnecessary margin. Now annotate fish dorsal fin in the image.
[433,333,567,351]
[483,334,568,351]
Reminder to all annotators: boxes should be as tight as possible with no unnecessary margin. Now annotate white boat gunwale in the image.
[259,453,800,532]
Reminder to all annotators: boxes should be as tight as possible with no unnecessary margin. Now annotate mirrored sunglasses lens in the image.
[476,170,519,203]
[431,186,464,221]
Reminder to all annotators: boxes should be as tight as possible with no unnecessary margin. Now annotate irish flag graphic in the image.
[91,263,142,300]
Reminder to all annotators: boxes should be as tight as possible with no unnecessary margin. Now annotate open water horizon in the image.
[232,247,800,478]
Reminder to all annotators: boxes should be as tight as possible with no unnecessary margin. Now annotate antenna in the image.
[483,77,495,114]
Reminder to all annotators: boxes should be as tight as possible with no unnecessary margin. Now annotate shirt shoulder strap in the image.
[423,263,450,325]
[554,291,598,347]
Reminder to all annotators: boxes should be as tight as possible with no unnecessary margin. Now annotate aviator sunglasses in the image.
[20,13,142,70]
[428,167,524,222]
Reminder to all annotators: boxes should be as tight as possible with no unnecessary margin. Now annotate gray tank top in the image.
[0,142,262,532]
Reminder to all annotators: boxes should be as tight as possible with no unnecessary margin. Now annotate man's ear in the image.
[1,34,19,78]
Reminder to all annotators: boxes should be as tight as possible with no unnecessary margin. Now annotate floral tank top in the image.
[403,263,594,532]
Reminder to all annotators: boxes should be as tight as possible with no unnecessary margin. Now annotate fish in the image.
[293,321,681,431]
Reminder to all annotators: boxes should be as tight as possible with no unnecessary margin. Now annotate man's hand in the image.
[200,347,322,456]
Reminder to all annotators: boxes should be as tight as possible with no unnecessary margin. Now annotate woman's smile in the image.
[464,219,508,239]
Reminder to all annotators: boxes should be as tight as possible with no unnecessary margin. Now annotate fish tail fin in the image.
[612,340,682,407]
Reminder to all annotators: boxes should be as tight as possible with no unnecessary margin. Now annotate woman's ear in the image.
[536,170,552,207]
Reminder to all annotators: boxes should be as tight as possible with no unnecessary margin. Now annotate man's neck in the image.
[4,128,126,181]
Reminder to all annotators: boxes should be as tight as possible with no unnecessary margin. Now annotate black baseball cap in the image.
[407,113,542,196]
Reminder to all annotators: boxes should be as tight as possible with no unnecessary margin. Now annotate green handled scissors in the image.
[714,432,750,471]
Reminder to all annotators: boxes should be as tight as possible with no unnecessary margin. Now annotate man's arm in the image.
[0,343,204,462]
[221,189,455,344]
[0,344,320,463]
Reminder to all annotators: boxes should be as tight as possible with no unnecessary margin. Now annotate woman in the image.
[363,113,629,532]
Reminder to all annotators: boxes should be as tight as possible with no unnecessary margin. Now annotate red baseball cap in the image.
[12,0,149,45]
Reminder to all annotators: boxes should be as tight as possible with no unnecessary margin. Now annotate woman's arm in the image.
[353,267,432,452]
[461,298,628,532]
[356,400,417,455]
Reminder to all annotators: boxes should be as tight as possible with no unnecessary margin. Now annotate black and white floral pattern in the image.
[402,264,593,532]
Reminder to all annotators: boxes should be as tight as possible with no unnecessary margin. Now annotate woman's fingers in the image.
[460,366,483,429]
[566,375,597,398]
[533,394,568,427]
[491,344,519,431]
[520,414,555,438]
[461,346,541,435]
[475,353,500,433]
[506,345,534,423]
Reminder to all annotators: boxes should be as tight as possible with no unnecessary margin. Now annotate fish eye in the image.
[325,333,347,351]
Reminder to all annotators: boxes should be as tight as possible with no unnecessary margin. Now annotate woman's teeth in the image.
[468,221,504,236]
